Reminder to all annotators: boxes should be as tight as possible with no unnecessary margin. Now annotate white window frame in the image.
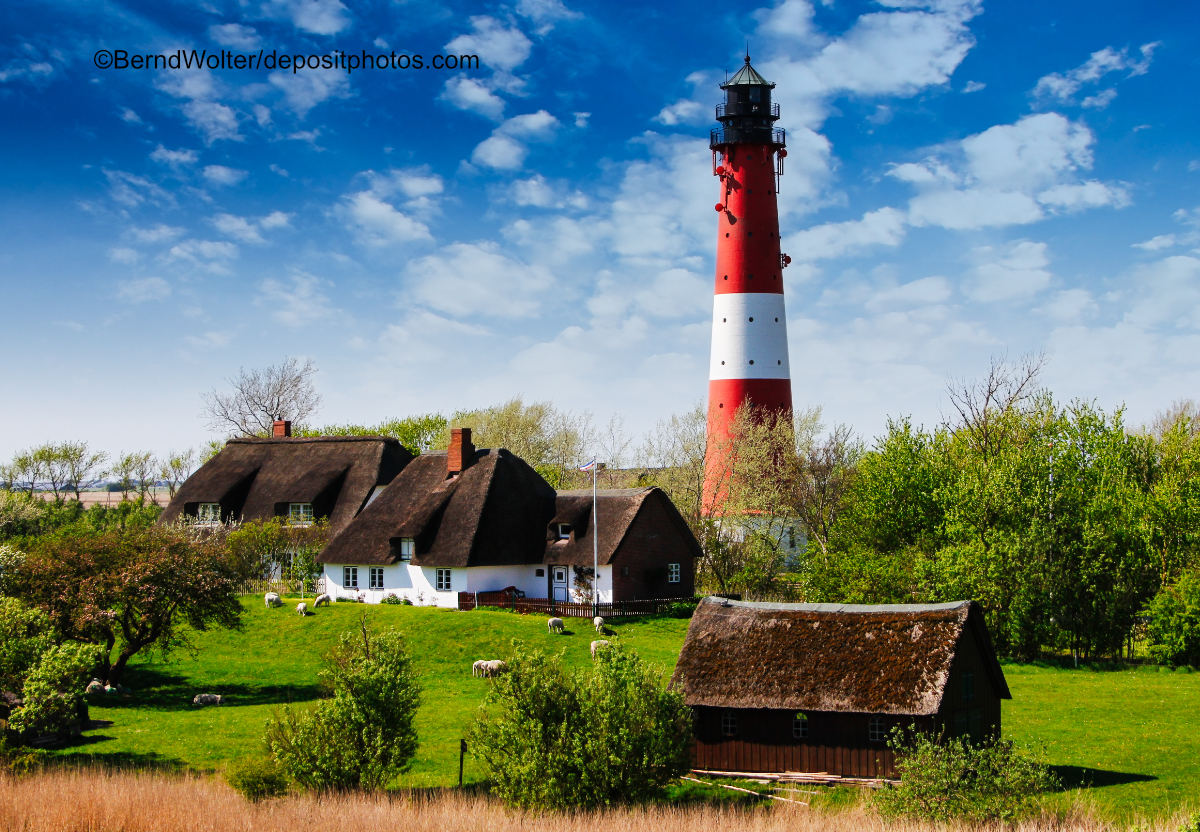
[435,568,452,592]
[289,503,314,524]
[556,523,572,540]
[343,566,358,589]
[721,710,737,737]
[668,562,681,583]
[869,716,885,742]
[399,538,415,561]
[369,567,384,589]
[197,503,220,524]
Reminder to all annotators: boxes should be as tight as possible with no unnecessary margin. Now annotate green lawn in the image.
[51,597,1200,817]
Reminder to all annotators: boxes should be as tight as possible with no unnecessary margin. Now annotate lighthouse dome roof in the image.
[723,55,773,88]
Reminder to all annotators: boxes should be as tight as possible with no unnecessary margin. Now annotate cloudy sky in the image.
[1,0,1196,459]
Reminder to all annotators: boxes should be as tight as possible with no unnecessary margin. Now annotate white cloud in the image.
[403,242,554,318]
[515,0,582,34]
[446,17,532,73]
[182,99,242,144]
[574,112,590,128]
[260,210,292,229]
[103,170,174,208]
[1081,88,1118,109]
[964,241,1052,302]
[120,108,143,123]
[655,72,718,126]
[1133,234,1178,252]
[184,330,233,349]
[268,70,352,117]
[1032,42,1159,105]
[439,77,506,121]
[128,224,185,244]
[866,276,953,311]
[117,276,171,302]
[786,207,907,261]
[471,110,561,170]
[108,247,140,265]
[211,213,262,243]
[908,189,1042,229]
[258,273,340,326]
[149,145,199,167]
[341,192,432,245]
[202,165,248,186]
[260,0,351,35]
[209,23,262,49]
[168,240,239,272]
[963,80,985,93]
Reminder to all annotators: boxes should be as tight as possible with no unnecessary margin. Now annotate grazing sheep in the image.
[265,592,282,608]
[193,693,223,706]
[296,602,308,616]
[85,679,104,695]
[593,616,605,634]
[313,593,331,607]
[474,659,507,678]
[547,617,564,634]
[590,640,610,658]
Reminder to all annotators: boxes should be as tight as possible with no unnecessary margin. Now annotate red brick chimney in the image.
[272,419,292,438]
[448,427,474,475]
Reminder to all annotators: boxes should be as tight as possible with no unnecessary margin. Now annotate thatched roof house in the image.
[671,597,1010,778]
[159,430,412,534]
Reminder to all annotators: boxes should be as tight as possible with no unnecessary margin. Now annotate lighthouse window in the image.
[722,317,726,322]
[778,360,782,365]
[725,233,730,238]
[749,360,755,365]
[775,317,779,322]
[748,231,753,237]
[770,232,775,238]
[749,317,754,322]
[749,87,761,102]
[721,361,725,365]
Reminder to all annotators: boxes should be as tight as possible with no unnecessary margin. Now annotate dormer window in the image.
[557,523,572,540]
[289,503,314,524]
[399,538,414,561]
[197,503,220,524]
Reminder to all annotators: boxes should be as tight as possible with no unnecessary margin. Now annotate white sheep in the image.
[85,679,104,695]
[474,659,507,677]
[590,640,610,658]
[593,615,605,634]
[193,693,223,706]
[313,593,331,607]
[296,602,308,616]
[264,592,282,608]
[471,659,487,677]
[547,617,564,634]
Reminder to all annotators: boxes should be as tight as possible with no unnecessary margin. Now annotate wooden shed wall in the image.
[934,626,1003,741]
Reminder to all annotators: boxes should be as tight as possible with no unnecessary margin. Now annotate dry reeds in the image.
[0,768,1183,832]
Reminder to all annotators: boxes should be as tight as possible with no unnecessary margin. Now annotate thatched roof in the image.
[670,598,1010,715]
[545,488,703,566]
[159,436,412,534]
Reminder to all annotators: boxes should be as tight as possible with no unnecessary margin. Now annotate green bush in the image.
[873,728,1059,822]
[0,595,54,692]
[264,622,420,791]
[8,642,101,742]
[380,594,403,605]
[225,755,289,801]
[1145,572,1200,667]
[0,736,47,774]
[468,640,693,811]
[661,602,697,619]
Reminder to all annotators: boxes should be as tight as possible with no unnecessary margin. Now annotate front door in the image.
[552,566,569,602]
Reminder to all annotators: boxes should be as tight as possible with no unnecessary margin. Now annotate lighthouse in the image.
[704,55,793,502]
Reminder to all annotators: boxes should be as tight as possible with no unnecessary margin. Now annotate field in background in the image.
[48,598,1200,817]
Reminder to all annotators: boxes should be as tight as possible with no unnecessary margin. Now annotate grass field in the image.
[50,597,1200,819]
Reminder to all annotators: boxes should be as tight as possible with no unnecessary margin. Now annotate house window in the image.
[554,568,567,584]
[342,567,358,589]
[788,526,796,549]
[869,716,885,743]
[557,523,572,540]
[369,567,384,589]
[668,563,681,583]
[197,503,220,524]
[535,568,545,577]
[289,503,314,524]
[721,711,737,737]
[436,568,452,591]
[398,538,414,561]
[793,713,809,739]
[962,669,975,703]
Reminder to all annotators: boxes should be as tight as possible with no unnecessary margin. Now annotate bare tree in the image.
[59,442,109,500]
[945,352,1047,460]
[784,423,862,556]
[160,448,198,498]
[1149,398,1200,440]
[202,357,322,437]
[111,452,157,501]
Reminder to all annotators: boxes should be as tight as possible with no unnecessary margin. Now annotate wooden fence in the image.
[237,578,303,597]
[458,592,699,618]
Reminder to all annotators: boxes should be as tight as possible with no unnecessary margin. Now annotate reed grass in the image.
[0,769,1192,832]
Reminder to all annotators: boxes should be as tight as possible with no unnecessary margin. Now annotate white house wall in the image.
[320,563,613,606]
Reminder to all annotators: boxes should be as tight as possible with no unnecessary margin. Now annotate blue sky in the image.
[1,0,1197,460]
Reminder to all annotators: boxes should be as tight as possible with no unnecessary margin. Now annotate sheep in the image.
[473,659,507,678]
[193,693,223,706]
[264,592,282,608]
[590,640,610,659]
[593,615,605,634]
[313,593,331,607]
[85,679,104,695]
[296,602,308,616]
[547,617,564,634]
[486,660,507,676]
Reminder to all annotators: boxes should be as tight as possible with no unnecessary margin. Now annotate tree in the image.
[295,414,449,455]
[1144,571,1200,667]
[265,621,420,791]
[202,357,322,437]
[22,526,241,686]
[110,452,157,501]
[159,449,197,498]
[58,442,109,500]
[469,641,692,811]
[225,518,329,585]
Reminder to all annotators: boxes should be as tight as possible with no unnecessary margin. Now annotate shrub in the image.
[1145,572,1200,667]
[0,595,54,692]
[8,642,102,742]
[0,736,46,774]
[264,621,420,791]
[661,602,697,619]
[469,640,692,811]
[873,728,1059,822]
[381,594,403,605]
[225,755,289,801]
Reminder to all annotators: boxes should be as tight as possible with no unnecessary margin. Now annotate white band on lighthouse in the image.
[709,293,791,380]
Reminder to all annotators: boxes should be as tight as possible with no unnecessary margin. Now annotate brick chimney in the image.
[272,419,292,438]
[448,427,474,475]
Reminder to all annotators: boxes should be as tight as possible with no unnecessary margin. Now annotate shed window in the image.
[869,716,885,743]
[197,503,220,524]
[436,568,452,591]
[962,669,975,703]
[793,713,809,739]
[369,567,384,589]
[557,523,572,540]
[721,711,737,737]
[668,563,681,583]
[620,566,630,577]
[398,538,414,561]
[342,567,358,589]
[289,503,314,524]
[535,568,545,577]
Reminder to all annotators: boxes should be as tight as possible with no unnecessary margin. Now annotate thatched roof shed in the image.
[547,488,702,567]
[671,597,1010,716]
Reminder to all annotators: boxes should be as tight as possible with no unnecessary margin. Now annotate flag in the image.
[579,459,596,472]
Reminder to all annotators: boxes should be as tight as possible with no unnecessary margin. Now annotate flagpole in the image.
[592,461,598,618]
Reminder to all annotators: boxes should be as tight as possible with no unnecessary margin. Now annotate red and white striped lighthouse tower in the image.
[704,55,792,505]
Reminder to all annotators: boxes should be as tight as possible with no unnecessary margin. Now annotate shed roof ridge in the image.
[710,599,970,614]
